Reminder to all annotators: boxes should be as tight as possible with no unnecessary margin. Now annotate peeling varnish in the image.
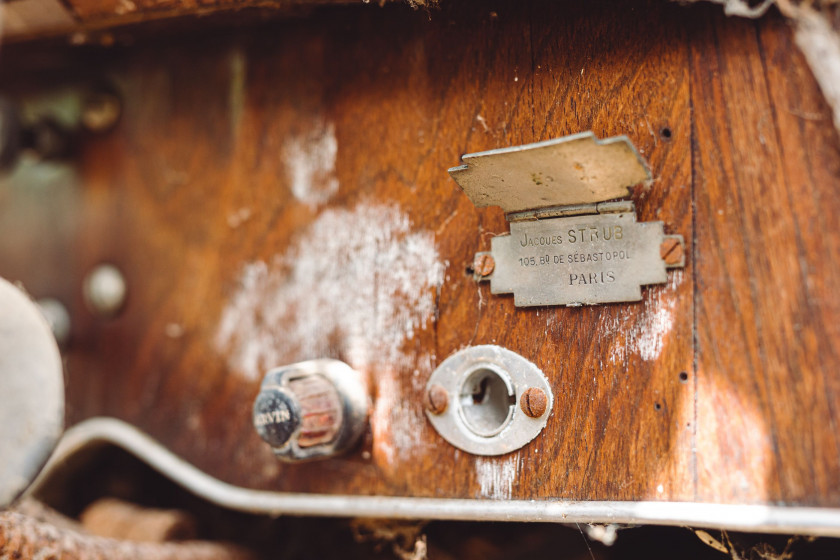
[475,456,520,499]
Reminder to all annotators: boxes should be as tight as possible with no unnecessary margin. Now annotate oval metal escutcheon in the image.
[425,345,553,456]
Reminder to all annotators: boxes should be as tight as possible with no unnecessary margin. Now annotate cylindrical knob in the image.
[253,387,301,449]
[252,359,368,462]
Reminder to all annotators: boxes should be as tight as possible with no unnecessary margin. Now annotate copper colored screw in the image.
[660,237,684,266]
[425,384,448,414]
[520,388,547,418]
[473,254,495,277]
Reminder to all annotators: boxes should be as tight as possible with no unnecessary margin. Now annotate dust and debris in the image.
[676,0,773,17]
[283,119,339,208]
[784,4,840,132]
[694,529,806,560]
[215,202,444,381]
[676,0,840,136]
[583,524,619,546]
[350,519,428,560]
[694,530,730,554]
[475,455,520,499]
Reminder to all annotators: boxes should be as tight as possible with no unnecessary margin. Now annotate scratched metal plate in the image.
[488,213,668,307]
[448,132,651,213]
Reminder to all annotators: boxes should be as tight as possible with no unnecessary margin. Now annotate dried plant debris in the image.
[677,0,840,134]
[0,503,255,560]
[350,518,428,560]
[694,529,816,560]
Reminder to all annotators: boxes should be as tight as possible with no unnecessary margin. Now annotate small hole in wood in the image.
[660,127,672,140]
[654,402,662,411]
[679,371,689,383]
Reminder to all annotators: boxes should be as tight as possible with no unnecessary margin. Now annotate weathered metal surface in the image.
[424,346,553,456]
[485,213,675,307]
[27,417,840,537]
[253,359,368,462]
[448,132,650,214]
[0,277,64,508]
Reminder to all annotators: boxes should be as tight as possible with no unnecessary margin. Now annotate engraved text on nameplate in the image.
[489,213,668,307]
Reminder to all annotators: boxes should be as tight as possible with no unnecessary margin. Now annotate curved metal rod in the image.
[27,417,840,537]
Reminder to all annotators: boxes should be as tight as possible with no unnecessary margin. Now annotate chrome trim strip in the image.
[28,418,840,537]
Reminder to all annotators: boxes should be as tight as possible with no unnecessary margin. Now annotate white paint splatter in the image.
[475,456,520,499]
[226,207,252,228]
[283,119,339,208]
[605,271,682,364]
[215,202,445,381]
[370,369,430,469]
[633,296,676,362]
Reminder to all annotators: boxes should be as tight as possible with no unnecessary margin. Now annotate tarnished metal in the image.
[27,417,840,537]
[449,132,650,214]
[519,388,548,419]
[660,234,686,268]
[453,132,685,307]
[472,253,496,278]
[425,384,449,415]
[253,359,368,462]
[486,212,676,307]
[0,278,64,508]
[424,345,553,456]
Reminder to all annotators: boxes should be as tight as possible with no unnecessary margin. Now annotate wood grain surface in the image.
[1,0,839,506]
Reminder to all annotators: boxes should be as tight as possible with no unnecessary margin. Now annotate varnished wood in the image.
[1,0,839,506]
[690,12,840,504]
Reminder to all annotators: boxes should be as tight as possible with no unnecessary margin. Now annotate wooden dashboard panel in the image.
[2,0,839,507]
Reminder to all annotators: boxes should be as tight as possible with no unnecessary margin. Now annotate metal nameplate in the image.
[486,213,670,307]
[448,132,650,213]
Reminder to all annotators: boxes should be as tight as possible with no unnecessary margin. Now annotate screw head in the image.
[520,387,548,418]
[659,237,684,266]
[425,384,449,415]
[473,253,495,277]
[83,264,127,317]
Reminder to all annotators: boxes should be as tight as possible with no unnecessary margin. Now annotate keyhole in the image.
[459,367,516,437]
[472,377,489,404]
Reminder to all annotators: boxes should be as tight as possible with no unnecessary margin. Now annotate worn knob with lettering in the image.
[252,359,369,462]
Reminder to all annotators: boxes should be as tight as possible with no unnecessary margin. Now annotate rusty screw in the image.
[659,237,684,266]
[520,387,548,418]
[473,253,495,277]
[425,384,449,415]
